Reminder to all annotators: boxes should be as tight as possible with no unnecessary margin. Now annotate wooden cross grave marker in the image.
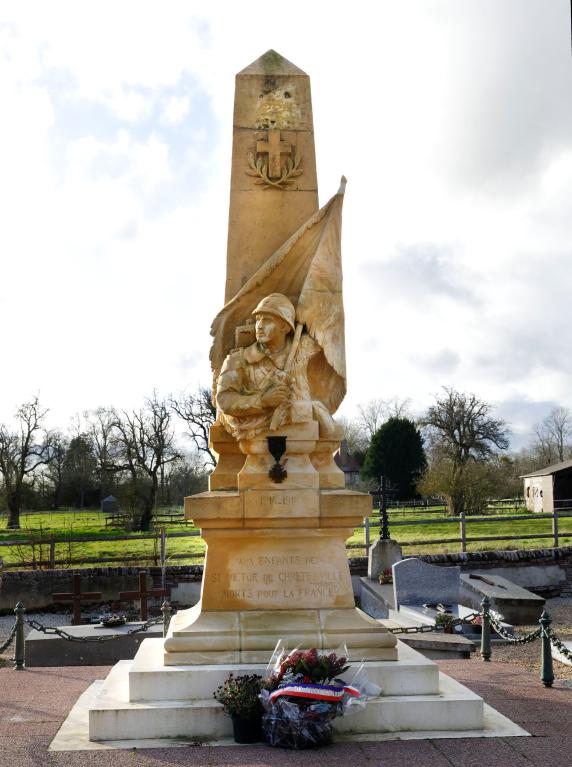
[119,572,167,621]
[52,573,103,626]
[256,129,292,178]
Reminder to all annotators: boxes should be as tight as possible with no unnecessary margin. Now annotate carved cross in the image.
[256,130,291,178]
[52,573,103,625]
[119,572,167,621]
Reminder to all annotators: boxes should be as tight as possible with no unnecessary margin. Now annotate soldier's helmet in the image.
[252,293,296,332]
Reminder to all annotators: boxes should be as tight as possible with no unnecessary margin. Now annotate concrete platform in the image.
[50,671,528,751]
[51,638,518,743]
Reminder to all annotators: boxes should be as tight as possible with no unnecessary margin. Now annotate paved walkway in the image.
[0,657,570,766]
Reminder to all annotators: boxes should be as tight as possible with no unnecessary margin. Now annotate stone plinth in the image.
[166,475,397,664]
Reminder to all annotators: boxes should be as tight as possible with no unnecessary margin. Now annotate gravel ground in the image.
[491,596,572,681]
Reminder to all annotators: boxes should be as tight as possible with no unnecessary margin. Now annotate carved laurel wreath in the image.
[246,150,303,190]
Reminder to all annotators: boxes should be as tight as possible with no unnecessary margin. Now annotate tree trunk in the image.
[446,494,465,517]
[7,495,21,529]
[138,499,154,532]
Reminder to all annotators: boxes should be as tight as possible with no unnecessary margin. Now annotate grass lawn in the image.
[0,508,205,568]
[1,505,571,568]
[347,506,572,556]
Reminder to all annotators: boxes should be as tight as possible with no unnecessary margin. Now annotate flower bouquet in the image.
[100,613,127,628]
[260,648,360,749]
[378,568,393,584]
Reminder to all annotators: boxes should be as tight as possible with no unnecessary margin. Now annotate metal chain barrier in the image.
[488,613,543,645]
[388,611,481,635]
[26,614,164,643]
[0,620,18,654]
[545,627,572,662]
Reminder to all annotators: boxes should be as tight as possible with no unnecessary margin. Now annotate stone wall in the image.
[0,564,203,613]
[2,547,571,612]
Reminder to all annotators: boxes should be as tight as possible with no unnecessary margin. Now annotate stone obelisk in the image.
[163,51,398,665]
[225,50,318,301]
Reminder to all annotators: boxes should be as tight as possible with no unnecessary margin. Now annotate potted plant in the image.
[435,612,454,634]
[261,648,351,749]
[213,673,263,743]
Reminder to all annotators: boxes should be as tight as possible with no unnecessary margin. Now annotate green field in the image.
[0,508,205,568]
[348,506,572,555]
[1,505,570,569]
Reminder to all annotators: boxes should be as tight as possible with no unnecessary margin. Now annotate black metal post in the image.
[13,602,25,671]
[161,599,172,638]
[539,610,554,688]
[380,476,390,540]
[480,596,491,662]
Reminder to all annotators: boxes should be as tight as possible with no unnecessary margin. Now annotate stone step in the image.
[88,661,482,742]
[126,639,440,701]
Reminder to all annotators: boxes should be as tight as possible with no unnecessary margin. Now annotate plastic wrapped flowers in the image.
[260,646,380,749]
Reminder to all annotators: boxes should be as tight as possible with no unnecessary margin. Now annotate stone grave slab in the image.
[460,573,545,625]
[393,558,460,610]
[25,622,163,667]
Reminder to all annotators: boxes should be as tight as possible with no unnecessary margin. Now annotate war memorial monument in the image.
[54,51,528,747]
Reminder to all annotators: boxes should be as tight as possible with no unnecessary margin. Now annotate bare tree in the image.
[421,388,510,516]
[170,387,216,468]
[356,398,387,443]
[43,431,68,509]
[534,406,572,464]
[336,416,369,455]
[85,408,118,498]
[0,397,51,528]
[111,393,182,531]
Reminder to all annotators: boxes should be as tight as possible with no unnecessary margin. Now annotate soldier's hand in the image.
[261,383,290,408]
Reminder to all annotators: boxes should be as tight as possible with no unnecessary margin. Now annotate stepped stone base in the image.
[86,638,487,743]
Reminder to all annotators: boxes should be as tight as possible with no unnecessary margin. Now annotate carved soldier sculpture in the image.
[216,293,337,442]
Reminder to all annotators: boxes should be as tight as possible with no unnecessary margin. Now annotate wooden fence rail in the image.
[362,509,572,552]
[2,507,572,569]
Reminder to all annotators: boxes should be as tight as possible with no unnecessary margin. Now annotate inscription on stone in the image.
[209,551,345,607]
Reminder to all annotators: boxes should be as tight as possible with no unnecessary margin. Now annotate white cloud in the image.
[0,0,571,455]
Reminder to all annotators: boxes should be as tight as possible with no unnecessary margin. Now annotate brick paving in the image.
[0,655,571,766]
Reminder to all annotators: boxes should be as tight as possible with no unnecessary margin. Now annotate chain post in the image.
[480,596,491,662]
[13,602,26,671]
[539,610,554,688]
[161,599,172,638]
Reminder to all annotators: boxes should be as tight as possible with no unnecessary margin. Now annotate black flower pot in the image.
[231,714,262,744]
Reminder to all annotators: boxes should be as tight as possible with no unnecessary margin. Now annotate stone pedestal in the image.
[166,423,397,664]
[165,421,397,665]
[367,538,402,581]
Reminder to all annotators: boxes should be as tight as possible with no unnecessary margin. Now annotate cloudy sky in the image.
[1,1,571,448]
